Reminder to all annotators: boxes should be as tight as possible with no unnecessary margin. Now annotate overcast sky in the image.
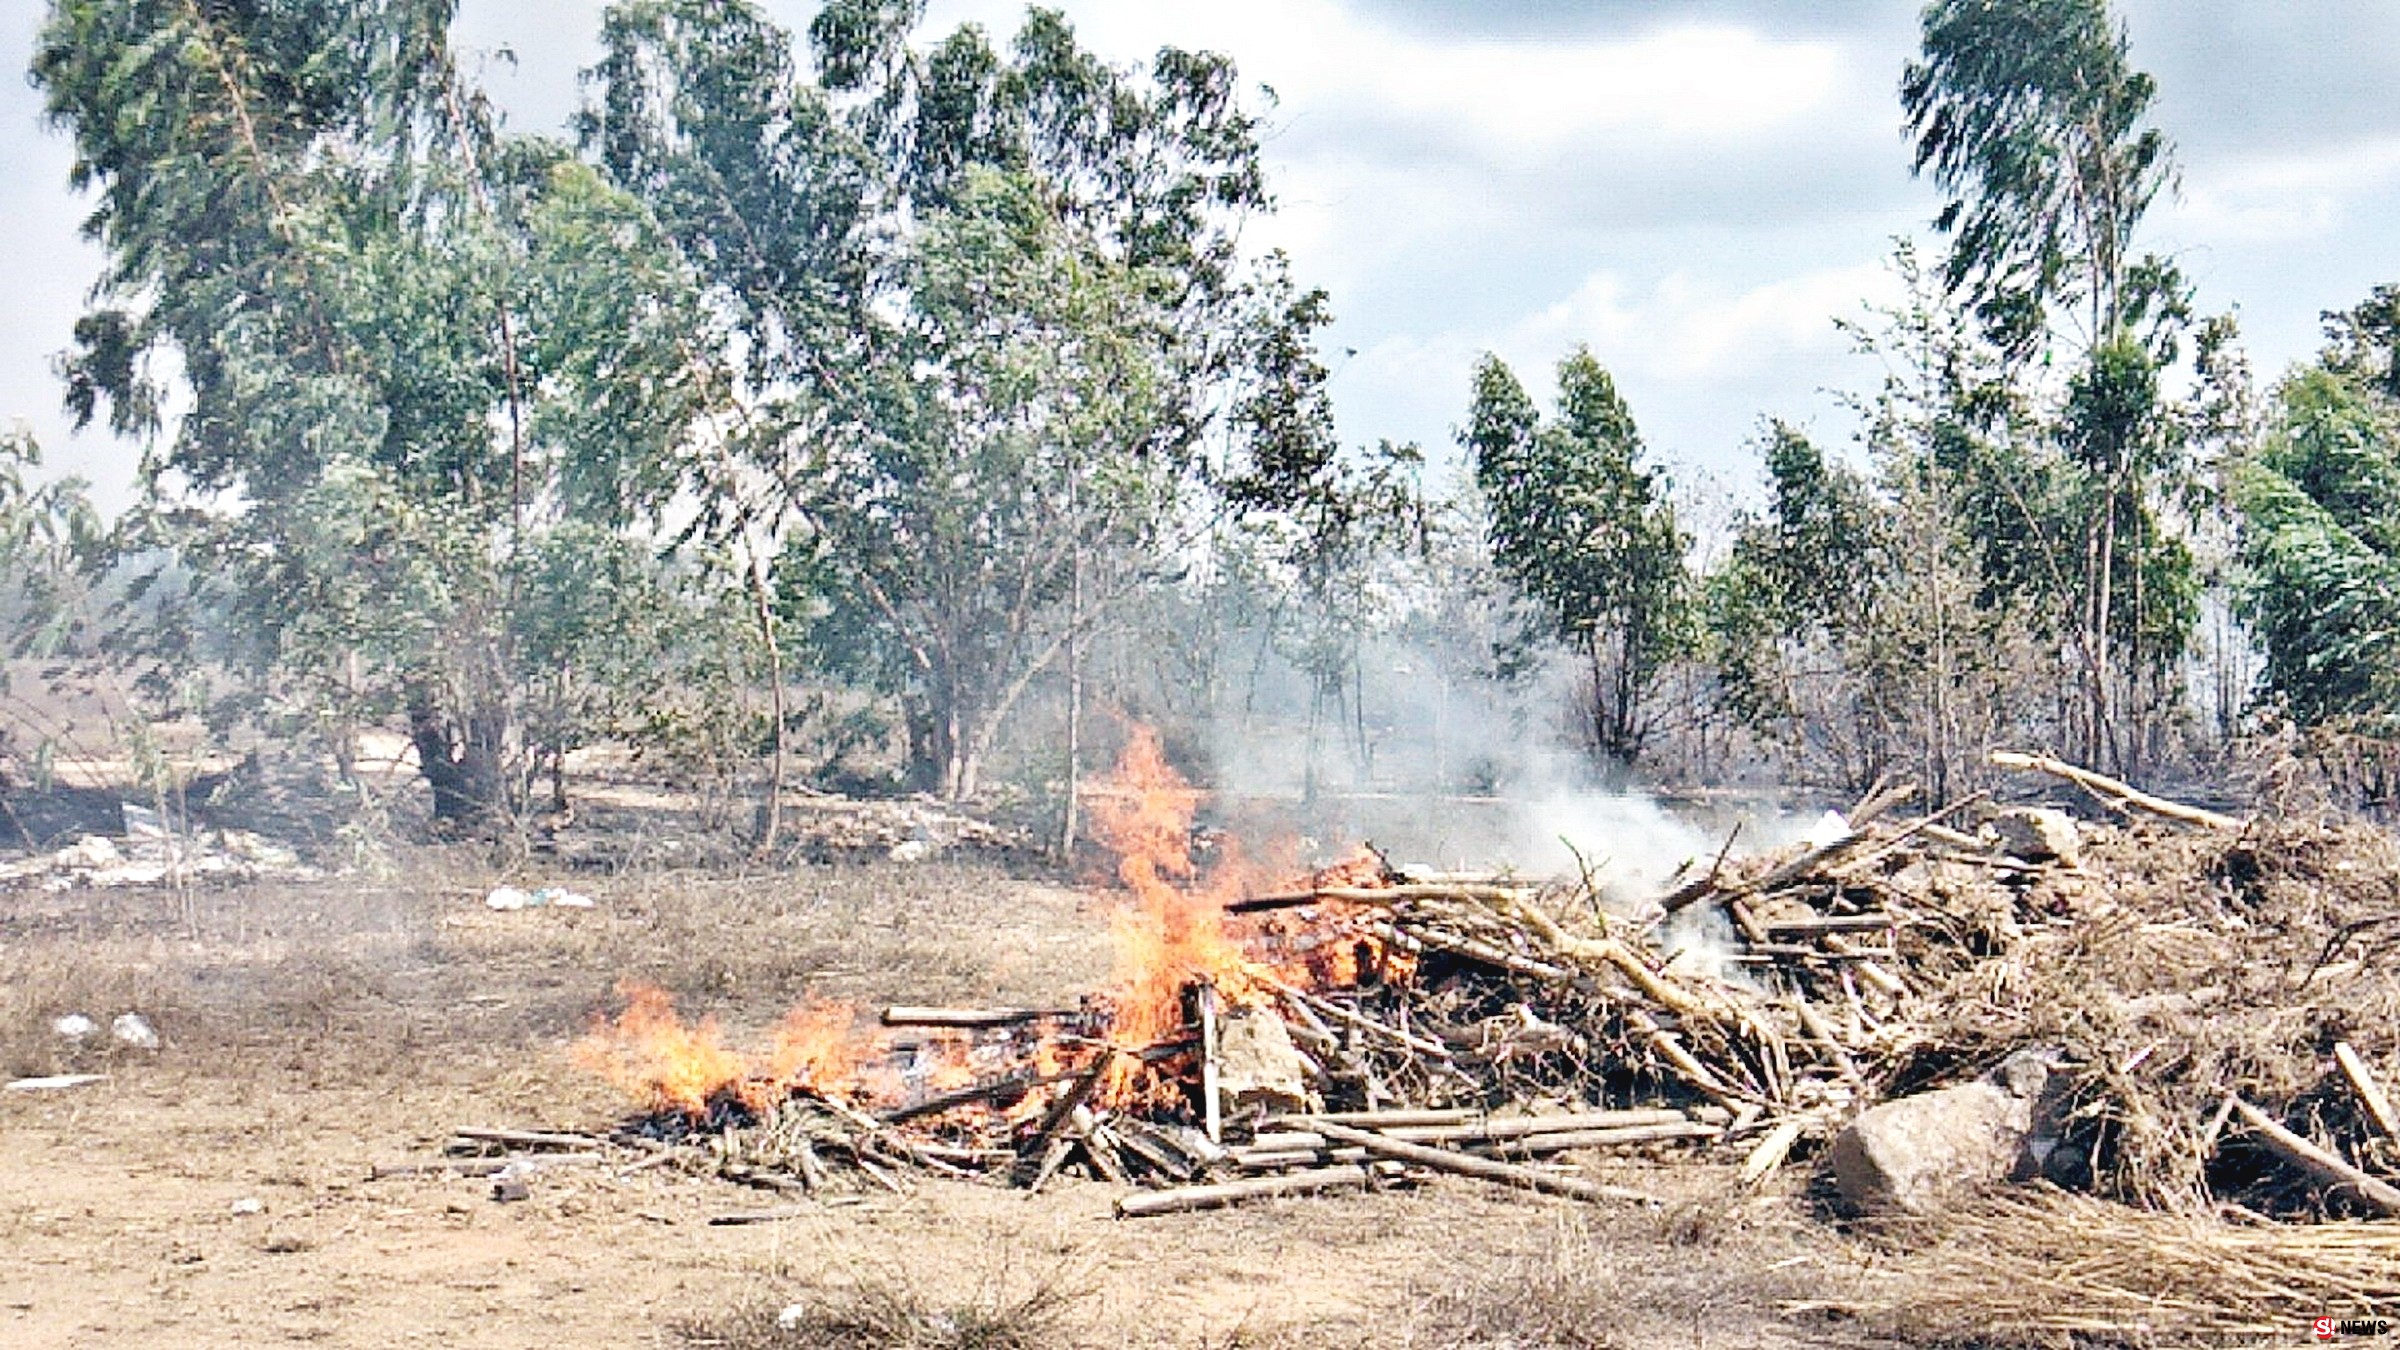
[5,0,2397,516]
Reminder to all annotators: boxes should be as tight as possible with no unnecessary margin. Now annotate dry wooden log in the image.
[1020,1055,1113,1193]
[1757,914,1897,937]
[722,1163,810,1195]
[1114,1165,1371,1217]
[1084,1121,1132,1185]
[1110,1122,1198,1181]
[1829,790,1992,878]
[1476,1122,1721,1158]
[876,1069,1047,1125]
[2334,1041,2400,1142]
[1397,925,1578,981]
[1230,1146,1368,1170]
[1228,882,1536,914]
[879,1006,1072,1028]
[1987,750,2243,830]
[2229,1096,2400,1216]
[1268,979,1452,1058]
[449,1126,602,1152]
[1307,1122,1655,1204]
[793,1139,828,1191]
[1790,998,1862,1082]
[1375,1109,1702,1144]
[1739,1118,1808,1187]
[1198,984,1223,1144]
[1819,934,1908,997]
[1265,1107,1478,1129]
[372,1154,606,1179]
[1624,1008,1752,1108]
[1732,944,1898,963]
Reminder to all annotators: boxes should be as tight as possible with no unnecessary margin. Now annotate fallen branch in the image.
[1114,1165,1371,1217]
[450,1126,603,1152]
[1988,751,2243,830]
[879,1006,1071,1028]
[2335,1042,2400,1142]
[1308,1121,1656,1205]
[2230,1096,2400,1216]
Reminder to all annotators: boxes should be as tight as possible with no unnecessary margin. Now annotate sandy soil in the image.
[0,848,1892,1349]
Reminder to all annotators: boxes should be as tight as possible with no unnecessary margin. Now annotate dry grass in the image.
[672,1250,1091,1350]
[1827,1188,2400,1347]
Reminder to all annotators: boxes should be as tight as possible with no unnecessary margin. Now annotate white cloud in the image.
[1506,261,1895,382]
[2163,133,2400,243]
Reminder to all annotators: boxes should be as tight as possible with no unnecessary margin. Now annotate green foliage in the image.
[35,0,749,824]
[2234,363,2400,729]
[1903,0,2175,355]
[1465,348,1687,762]
[588,0,1275,798]
[1705,422,1885,732]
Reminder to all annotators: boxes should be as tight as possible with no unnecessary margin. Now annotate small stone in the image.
[230,1197,264,1216]
[491,1176,530,1203]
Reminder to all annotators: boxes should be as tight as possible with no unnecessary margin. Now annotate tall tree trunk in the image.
[746,554,785,851]
[408,687,510,831]
[1060,546,1082,860]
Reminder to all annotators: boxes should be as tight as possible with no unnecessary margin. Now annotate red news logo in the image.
[2316,1316,2396,1340]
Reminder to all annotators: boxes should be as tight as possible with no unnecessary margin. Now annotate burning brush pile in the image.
[450,736,2400,1241]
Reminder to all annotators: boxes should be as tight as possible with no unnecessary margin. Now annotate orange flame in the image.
[575,727,1420,1130]
[573,980,756,1115]
[1087,727,1280,1105]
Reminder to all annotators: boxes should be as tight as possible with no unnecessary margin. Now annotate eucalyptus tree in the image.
[2233,288,2400,736]
[35,0,717,826]
[583,0,1273,799]
[1704,422,1894,788]
[1904,0,2201,773]
[1464,349,1687,767]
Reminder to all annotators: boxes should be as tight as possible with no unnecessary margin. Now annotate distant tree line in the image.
[8,0,2400,836]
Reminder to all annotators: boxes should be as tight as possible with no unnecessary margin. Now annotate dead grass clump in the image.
[672,1267,1084,1350]
[1833,1188,2400,1347]
[0,949,182,1077]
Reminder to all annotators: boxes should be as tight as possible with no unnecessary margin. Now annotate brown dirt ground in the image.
[0,847,1904,1350]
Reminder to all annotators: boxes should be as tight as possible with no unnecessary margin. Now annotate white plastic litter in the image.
[111,1012,160,1050]
[4,1073,108,1092]
[486,885,595,910]
[52,1013,98,1041]
[1801,810,1854,850]
[775,1303,810,1331]
[230,1197,265,1216]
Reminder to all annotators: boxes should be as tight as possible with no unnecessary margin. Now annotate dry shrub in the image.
[1835,1188,2400,1347]
[673,1254,1086,1350]
[1887,817,2400,1213]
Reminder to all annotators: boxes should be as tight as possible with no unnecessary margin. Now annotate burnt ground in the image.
[0,836,1916,1350]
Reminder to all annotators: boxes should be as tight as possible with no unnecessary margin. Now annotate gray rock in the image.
[1824,1049,2068,1214]
[1987,807,2081,865]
